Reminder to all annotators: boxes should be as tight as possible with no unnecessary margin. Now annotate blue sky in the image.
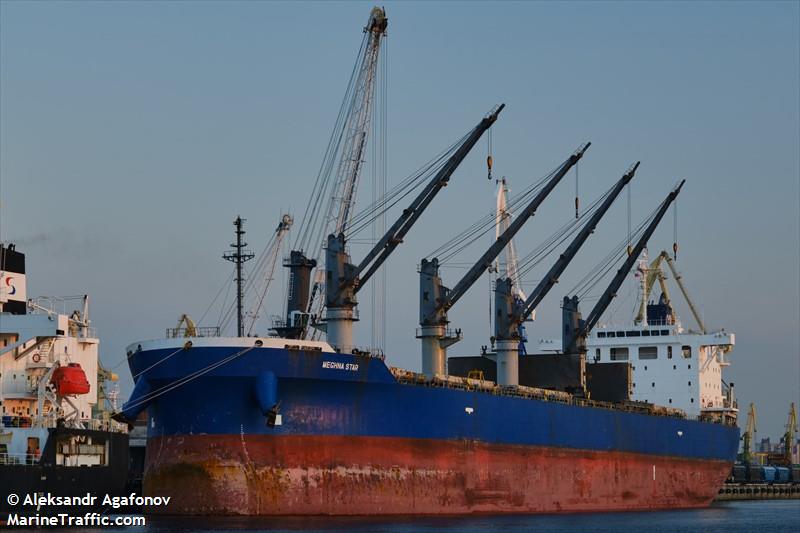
[1,1,798,438]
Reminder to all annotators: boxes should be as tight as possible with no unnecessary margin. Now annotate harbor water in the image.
[84,500,799,532]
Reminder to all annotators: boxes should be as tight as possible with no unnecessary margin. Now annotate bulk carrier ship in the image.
[118,7,739,515]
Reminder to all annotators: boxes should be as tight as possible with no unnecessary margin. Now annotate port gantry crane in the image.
[278,7,388,340]
[418,143,591,377]
[493,163,640,385]
[633,249,706,333]
[741,403,757,464]
[562,180,685,357]
[323,105,505,352]
[780,403,797,465]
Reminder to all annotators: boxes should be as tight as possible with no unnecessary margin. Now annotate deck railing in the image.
[165,326,221,339]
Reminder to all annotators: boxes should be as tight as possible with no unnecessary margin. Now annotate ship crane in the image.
[324,105,505,352]
[780,403,797,465]
[493,163,639,385]
[634,251,676,326]
[243,214,293,335]
[634,249,706,333]
[741,402,756,464]
[279,7,388,340]
[562,180,685,356]
[494,179,529,353]
[419,143,591,377]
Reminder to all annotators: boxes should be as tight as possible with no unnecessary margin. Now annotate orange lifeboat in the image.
[51,363,90,396]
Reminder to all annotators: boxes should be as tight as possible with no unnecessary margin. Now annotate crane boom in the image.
[663,253,706,333]
[324,105,506,352]
[418,143,590,377]
[519,163,639,328]
[491,162,637,386]
[496,179,526,303]
[330,7,388,235]
[352,104,506,293]
[245,214,293,335]
[563,180,685,355]
[279,7,387,340]
[424,143,591,323]
[741,403,756,464]
[634,251,674,325]
[785,403,798,464]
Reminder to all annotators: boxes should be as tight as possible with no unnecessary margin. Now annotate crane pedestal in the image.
[496,340,520,387]
[325,307,358,353]
[417,325,461,377]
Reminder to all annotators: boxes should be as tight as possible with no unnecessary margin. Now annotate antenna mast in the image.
[223,216,255,337]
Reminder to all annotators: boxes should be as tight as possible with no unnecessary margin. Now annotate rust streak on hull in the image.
[144,435,732,515]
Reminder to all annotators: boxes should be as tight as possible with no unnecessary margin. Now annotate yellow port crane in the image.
[741,403,756,464]
[781,403,797,465]
[765,402,798,466]
[634,250,706,333]
[635,252,675,326]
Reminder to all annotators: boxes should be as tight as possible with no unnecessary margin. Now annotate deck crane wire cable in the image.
[346,133,468,238]
[627,182,632,254]
[515,184,613,280]
[673,198,678,259]
[196,269,234,327]
[571,211,653,297]
[220,232,280,333]
[575,162,580,218]
[246,223,291,336]
[573,220,649,300]
[426,162,562,262]
[569,202,662,300]
[217,272,234,331]
[428,158,569,264]
[294,33,370,252]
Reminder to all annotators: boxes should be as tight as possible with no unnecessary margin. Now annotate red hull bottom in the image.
[144,435,731,515]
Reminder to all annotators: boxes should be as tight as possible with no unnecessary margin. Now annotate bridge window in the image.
[638,346,658,360]
[661,330,670,335]
[610,347,629,361]
[597,332,606,338]
[667,346,673,359]
[626,330,641,337]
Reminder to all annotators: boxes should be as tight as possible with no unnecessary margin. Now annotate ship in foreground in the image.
[118,6,738,515]
[117,125,739,516]
[0,244,129,514]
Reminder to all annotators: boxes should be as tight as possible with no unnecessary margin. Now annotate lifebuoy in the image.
[32,353,41,363]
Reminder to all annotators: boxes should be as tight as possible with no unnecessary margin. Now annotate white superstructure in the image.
[535,252,737,419]
[1,244,125,465]
[1,296,100,424]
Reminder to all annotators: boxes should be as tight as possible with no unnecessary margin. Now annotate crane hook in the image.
[487,155,493,180]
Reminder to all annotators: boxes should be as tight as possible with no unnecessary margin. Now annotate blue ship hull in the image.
[122,339,739,515]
